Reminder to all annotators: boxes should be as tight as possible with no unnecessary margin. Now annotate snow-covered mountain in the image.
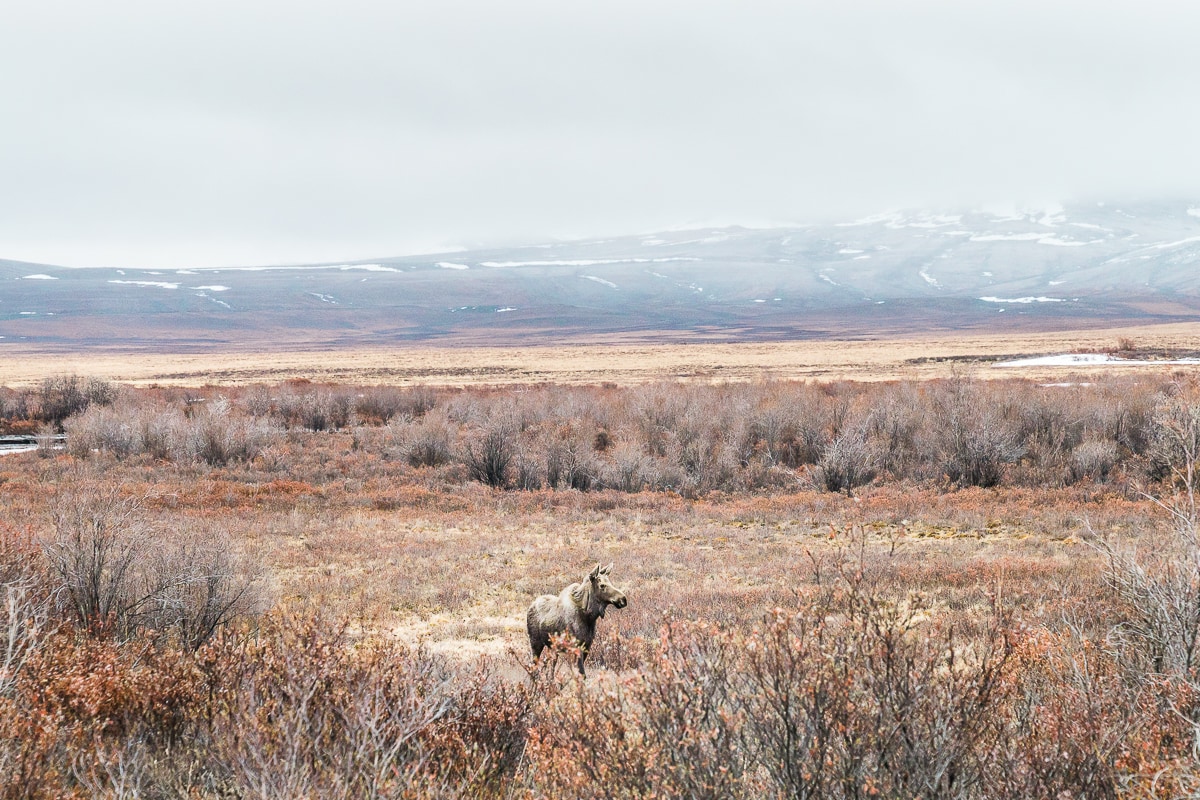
[4,200,1200,349]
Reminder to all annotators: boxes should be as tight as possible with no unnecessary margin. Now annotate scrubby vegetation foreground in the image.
[3,372,1200,796]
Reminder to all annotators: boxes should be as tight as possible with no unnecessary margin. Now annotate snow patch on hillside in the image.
[109,280,179,289]
[970,232,1094,247]
[970,233,1043,243]
[1149,236,1200,250]
[1038,237,1092,247]
[338,264,399,273]
[978,296,1064,304]
[20,274,57,280]
[480,258,698,267]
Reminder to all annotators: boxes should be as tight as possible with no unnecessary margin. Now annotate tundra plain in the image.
[2,324,1200,797]
[1,320,1199,387]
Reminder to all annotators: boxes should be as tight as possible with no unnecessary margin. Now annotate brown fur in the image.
[527,563,628,676]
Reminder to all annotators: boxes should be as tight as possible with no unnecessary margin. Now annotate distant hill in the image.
[4,200,1200,350]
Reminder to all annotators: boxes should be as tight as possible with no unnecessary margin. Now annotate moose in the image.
[527,563,628,676]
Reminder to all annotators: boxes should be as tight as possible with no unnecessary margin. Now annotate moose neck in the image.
[571,580,604,621]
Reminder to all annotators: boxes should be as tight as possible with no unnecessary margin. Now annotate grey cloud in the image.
[2,1,1198,267]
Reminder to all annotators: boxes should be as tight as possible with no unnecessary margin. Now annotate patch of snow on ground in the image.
[496,307,516,313]
[1038,237,1091,247]
[437,262,470,270]
[194,264,395,273]
[985,208,1028,223]
[979,296,1064,304]
[109,280,180,289]
[854,255,871,260]
[1037,205,1066,226]
[197,293,231,309]
[480,258,698,267]
[970,233,1043,242]
[307,293,338,304]
[338,264,400,272]
[1188,208,1200,218]
[1149,236,1200,250]
[838,248,863,254]
[20,274,57,280]
[969,233,1094,247]
[193,285,230,291]
[918,268,941,288]
[176,269,198,275]
[582,275,618,289]
[996,354,1200,368]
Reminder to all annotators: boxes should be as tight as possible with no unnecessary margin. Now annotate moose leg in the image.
[529,629,548,660]
[576,646,588,677]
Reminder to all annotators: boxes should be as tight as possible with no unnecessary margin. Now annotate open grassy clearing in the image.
[6,450,1130,663]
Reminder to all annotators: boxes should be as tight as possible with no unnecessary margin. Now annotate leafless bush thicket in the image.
[461,425,516,489]
[12,372,1195,495]
[64,398,276,465]
[528,553,1076,800]
[1083,384,1200,789]
[931,378,1026,487]
[815,424,876,494]
[43,488,260,646]
[38,375,118,428]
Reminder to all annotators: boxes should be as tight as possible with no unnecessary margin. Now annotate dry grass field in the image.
[1,320,1199,387]
[3,328,1200,797]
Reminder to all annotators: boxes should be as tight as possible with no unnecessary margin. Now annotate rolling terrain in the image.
[3,200,1200,351]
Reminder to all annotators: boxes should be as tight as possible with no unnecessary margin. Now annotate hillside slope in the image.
[3,201,1199,349]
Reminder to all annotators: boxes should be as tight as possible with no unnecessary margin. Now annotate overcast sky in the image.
[3,1,1198,268]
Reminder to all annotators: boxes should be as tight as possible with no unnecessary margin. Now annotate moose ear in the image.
[601,563,613,575]
[588,564,601,580]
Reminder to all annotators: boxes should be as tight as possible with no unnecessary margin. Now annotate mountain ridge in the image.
[4,201,1199,350]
